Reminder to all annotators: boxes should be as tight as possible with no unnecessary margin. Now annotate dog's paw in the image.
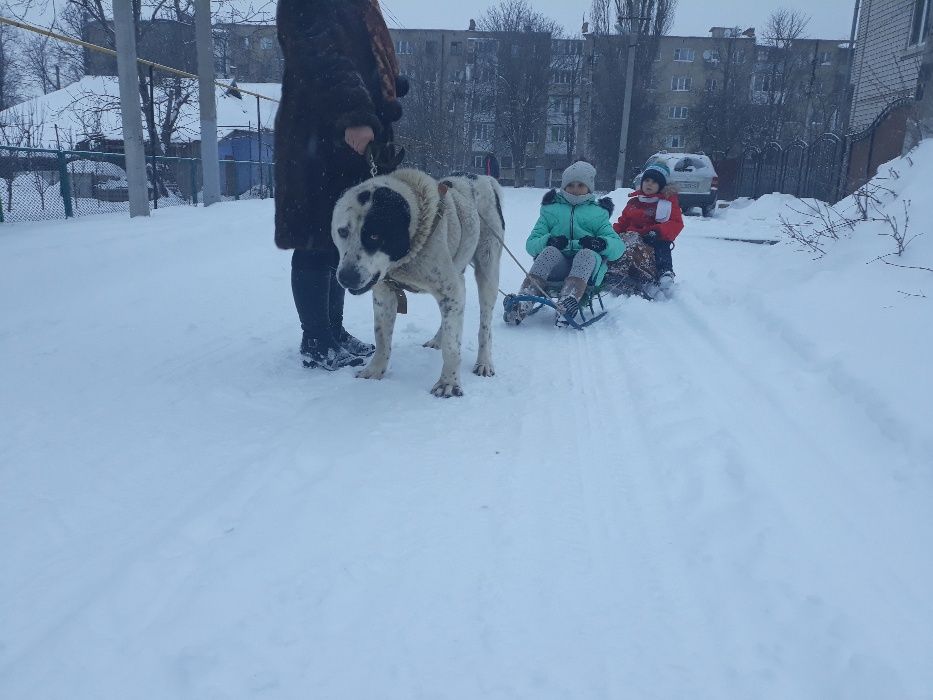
[473,362,496,378]
[430,380,464,398]
[422,337,442,350]
[356,363,387,380]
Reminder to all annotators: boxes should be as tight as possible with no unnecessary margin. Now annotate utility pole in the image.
[195,0,221,206]
[614,17,645,190]
[112,1,149,217]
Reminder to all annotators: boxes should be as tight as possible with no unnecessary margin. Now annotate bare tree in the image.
[758,9,811,141]
[589,0,613,36]
[396,43,469,175]
[551,38,587,160]
[478,0,562,186]
[688,29,759,158]
[0,19,24,111]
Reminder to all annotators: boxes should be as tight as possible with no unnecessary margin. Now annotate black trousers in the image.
[291,248,346,345]
[650,239,674,276]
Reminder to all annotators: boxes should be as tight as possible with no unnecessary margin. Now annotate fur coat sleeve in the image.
[277,0,382,135]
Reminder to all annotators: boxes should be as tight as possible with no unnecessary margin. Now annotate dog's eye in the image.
[337,226,350,239]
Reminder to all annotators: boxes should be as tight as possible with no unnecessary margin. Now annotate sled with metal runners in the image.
[502,282,608,331]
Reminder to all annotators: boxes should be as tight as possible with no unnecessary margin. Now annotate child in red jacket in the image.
[613,162,684,289]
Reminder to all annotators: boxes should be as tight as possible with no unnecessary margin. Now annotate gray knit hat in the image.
[561,161,597,193]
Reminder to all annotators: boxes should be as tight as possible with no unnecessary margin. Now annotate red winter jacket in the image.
[612,188,685,243]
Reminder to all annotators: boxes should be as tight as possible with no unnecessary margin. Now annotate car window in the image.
[674,159,691,172]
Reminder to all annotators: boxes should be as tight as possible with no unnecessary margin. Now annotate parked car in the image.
[634,152,720,217]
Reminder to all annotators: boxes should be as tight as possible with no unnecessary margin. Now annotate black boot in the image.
[292,253,363,371]
[651,240,675,277]
[329,270,375,358]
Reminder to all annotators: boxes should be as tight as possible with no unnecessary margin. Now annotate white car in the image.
[635,152,720,218]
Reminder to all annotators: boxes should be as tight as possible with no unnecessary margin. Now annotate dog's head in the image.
[332,182,413,295]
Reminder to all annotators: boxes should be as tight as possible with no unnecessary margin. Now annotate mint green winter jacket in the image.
[526,190,625,286]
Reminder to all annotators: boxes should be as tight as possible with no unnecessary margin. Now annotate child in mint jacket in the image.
[505,161,624,324]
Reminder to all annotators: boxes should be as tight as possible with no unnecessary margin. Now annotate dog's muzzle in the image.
[338,267,381,295]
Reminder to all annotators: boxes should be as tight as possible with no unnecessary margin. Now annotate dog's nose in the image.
[337,267,363,290]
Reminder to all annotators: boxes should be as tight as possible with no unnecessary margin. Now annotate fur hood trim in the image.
[541,189,614,214]
[387,168,445,266]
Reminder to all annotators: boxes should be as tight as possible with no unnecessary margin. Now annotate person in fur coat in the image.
[613,162,684,288]
[275,0,409,370]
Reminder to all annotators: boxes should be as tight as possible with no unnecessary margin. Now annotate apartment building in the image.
[650,29,852,154]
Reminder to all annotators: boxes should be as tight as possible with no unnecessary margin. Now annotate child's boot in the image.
[557,276,588,321]
[503,274,547,325]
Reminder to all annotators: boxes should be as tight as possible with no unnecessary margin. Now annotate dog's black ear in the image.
[361,186,411,261]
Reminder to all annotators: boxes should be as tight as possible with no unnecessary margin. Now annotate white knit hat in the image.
[561,161,597,193]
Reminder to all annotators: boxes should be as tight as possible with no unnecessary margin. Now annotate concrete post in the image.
[195,0,221,206]
[113,1,149,217]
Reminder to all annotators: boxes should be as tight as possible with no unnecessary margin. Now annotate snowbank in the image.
[0,171,930,698]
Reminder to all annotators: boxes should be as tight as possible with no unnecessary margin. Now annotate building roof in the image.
[0,76,281,149]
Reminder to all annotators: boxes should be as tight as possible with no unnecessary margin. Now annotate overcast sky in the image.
[22,0,859,42]
[381,0,859,41]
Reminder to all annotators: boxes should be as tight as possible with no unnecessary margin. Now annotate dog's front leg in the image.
[430,279,466,398]
[357,283,397,380]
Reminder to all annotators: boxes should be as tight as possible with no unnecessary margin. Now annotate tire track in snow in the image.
[622,290,933,695]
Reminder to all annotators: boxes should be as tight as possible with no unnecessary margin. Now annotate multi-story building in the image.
[83,18,281,82]
[214,23,282,82]
[389,26,588,185]
[647,29,852,155]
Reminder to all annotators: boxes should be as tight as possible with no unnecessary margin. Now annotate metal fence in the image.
[734,132,847,203]
[0,145,274,223]
[730,97,917,204]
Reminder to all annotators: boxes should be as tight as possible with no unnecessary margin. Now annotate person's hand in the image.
[546,235,569,250]
[579,236,607,252]
[345,126,375,155]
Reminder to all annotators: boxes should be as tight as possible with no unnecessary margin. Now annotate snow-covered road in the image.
[1,181,931,698]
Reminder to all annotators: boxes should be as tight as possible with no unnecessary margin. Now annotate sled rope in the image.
[478,213,553,301]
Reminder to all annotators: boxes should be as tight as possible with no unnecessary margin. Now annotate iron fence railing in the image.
[732,96,916,204]
[0,145,274,223]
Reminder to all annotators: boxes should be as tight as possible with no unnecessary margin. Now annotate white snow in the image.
[1,143,931,699]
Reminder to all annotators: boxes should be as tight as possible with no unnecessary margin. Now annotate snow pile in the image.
[0,169,931,698]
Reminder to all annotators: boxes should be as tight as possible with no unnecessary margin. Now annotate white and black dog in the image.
[331,169,504,398]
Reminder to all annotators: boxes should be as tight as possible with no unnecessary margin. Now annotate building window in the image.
[753,74,773,92]
[667,134,684,149]
[259,37,274,51]
[674,48,696,62]
[732,49,746,64]
[553,70,573,84]
[910,0,931,45]
[706,78,719,92]
[472,123,493,141]
[819,50,832,65]
[450,41,462,55]
[671,76,692,91]
[396,40,415,55]
[703,49,721,63]
[669,106,689,120]
[473,155,485,168]
[425,41,438,56]
[549,125,568,142]
[757,48,769,62]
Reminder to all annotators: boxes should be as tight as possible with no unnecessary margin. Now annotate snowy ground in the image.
[1,147,932,699]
